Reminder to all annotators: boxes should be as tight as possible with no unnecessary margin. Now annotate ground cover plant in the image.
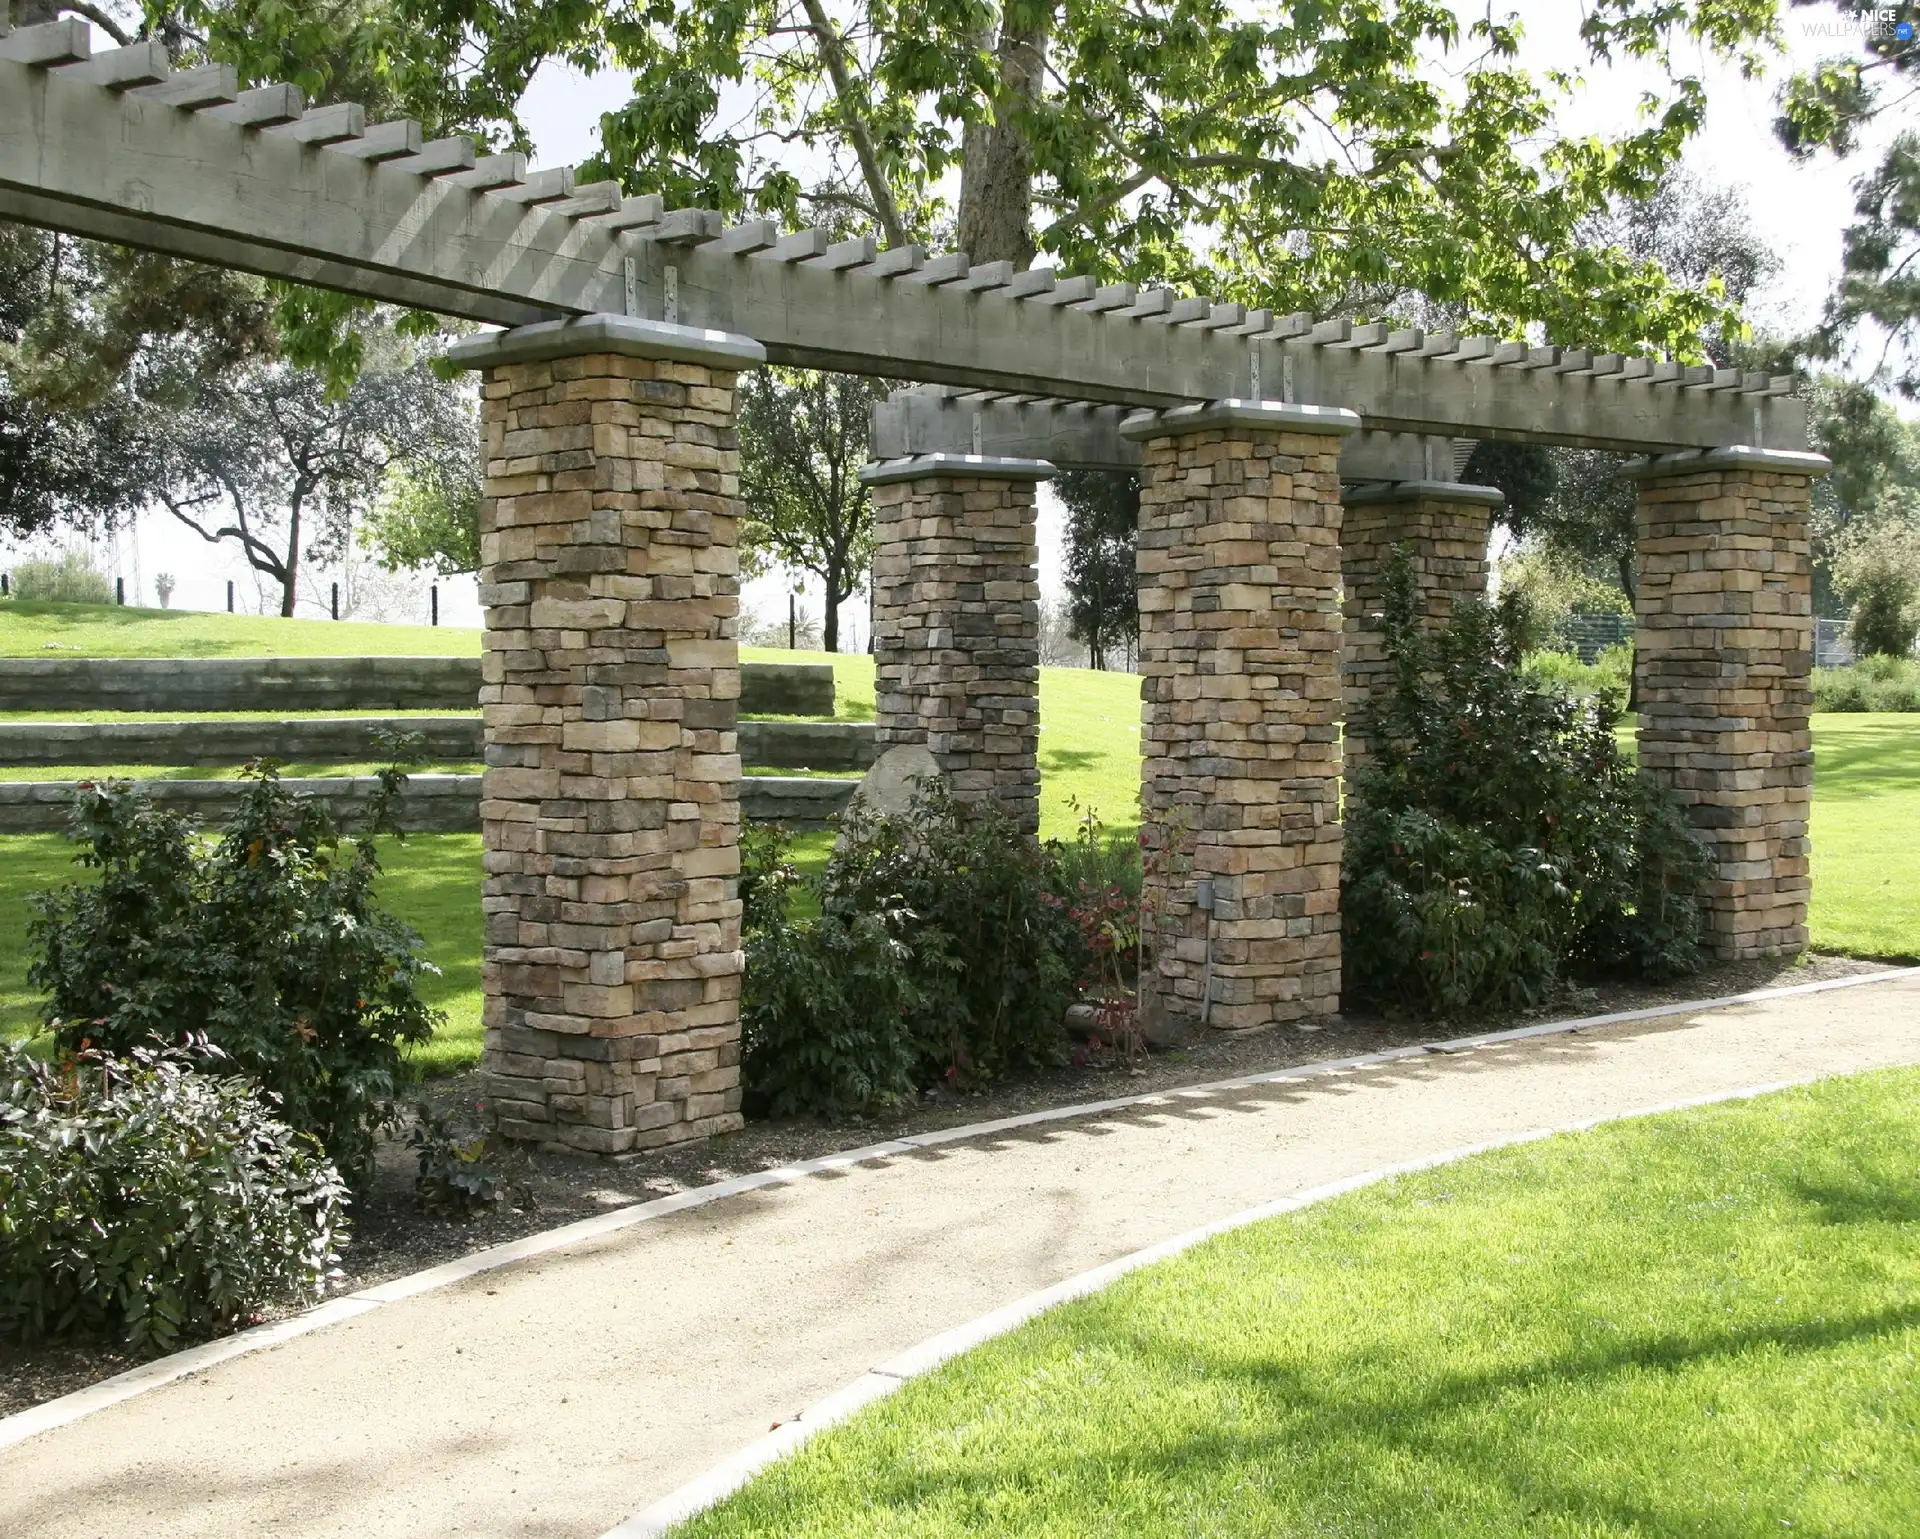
[677,1068,1920,1538]
[0,1038,348,1355]
[1345,552,1708,1015]
[25,767,441,1184]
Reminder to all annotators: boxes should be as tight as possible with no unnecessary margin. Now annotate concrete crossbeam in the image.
[0,56,1809,452]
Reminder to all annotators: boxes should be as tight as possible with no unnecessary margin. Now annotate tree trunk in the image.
[279,496,303,618]
[1617,552,1640,715]
[956,7,1051,271]
[823,582,840,653]
[15,2,62,24]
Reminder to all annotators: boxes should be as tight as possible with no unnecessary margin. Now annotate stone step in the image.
[0,772,859,834]
[0,715,875,770]
[0,656,836,716]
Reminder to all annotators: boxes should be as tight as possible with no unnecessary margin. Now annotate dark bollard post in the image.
[330,582,339,620]
[431,584,439,626]
[115,576,125,605]
[226,580,235,613]
[788,591,796,650]
[1,573,9,597]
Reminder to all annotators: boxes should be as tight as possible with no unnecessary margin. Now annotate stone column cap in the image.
[1343,479,1505,508]
[1623,444,1832,479]
[447,313,767,372]
[859,453,1057,485]
[1119,399,1362,441]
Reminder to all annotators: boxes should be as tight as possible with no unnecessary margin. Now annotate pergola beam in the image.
[0,46,1808,452]
[870,386,1469,479]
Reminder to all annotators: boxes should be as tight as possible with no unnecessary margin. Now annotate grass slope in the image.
[682,1069,1920,1539]
[0,599,477,657]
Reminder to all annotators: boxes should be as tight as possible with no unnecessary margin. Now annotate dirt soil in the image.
[0,949,1889,1418]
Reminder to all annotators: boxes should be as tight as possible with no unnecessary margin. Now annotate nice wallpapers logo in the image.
[1803,7,1918,40]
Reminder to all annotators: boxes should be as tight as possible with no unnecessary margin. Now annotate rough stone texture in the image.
[1136,423,1346,1032]
[477,349,745,1155]
[1635,463,1816,960]
[0,656,480,713]
[0,774,481,835]
[0,656,828,716]
[869,473,1041,832]
[736,719,874,770]
[1340,485,1495,778]
[0,716,484,767]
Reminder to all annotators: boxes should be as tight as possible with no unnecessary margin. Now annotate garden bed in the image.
[0,947,1888,1421]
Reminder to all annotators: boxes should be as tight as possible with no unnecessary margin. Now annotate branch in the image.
[796,0,907,248]
[58,3,132,46]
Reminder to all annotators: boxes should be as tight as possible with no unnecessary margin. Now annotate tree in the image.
[102,0,1780,354]
[359,457,482,576]
[737,369,884,652]
[143,341,473,617]
[1832,506,1920,657]
[1774,2,1920,392]
[1055,469,1139,669]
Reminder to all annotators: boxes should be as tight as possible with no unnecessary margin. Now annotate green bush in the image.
[1834,516,1920,659]
[1523,641,1633,700]
[28,766,441,1186]
[823,783,1074,1085]
[740,789,1076,1119]
[1813,654,1920,712]
[740,824,932,1118]
[0,1039,347,1355]
[1344,547,1709,1017]
[9,552,114,604]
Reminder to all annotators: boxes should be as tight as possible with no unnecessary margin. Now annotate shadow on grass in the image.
[823,1294,1920,1539]
[1813,718,1920,801]
[1040,748,1105,773]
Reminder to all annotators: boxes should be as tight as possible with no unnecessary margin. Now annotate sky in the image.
[4,1,1897,632]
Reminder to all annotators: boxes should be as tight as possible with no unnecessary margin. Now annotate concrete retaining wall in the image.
[0,656,836,716]
[0,772,859,834]
[0,717,484,767]
[0,716,874,770]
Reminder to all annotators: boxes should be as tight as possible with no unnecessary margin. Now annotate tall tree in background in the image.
[1776,1,1920,392]
[1055,470,1140,669]
[737,370,884,653]
[66,0,1777,353]
[137,331,476,616]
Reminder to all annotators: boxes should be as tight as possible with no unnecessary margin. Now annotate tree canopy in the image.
[22,0,1786,355]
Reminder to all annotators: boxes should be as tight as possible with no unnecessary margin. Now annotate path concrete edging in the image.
[607,1075,1817,1539]
[0,964,1912,1456]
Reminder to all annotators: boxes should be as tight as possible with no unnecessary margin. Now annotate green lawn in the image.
[681,1069,1920,1538]
[1810,716,1920,962]
[0,599,478,657]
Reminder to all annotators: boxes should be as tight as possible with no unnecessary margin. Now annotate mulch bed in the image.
[0,950,1894,1419]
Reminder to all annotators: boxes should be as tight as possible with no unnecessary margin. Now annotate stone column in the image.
[1121,402,1359,1033]
[449,315,764,1155]
[862,453,1052,834]
[1628,446,1829,961]
[1340,479,1502,779]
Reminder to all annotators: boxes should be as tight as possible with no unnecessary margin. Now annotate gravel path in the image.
[4,970,1917,1539]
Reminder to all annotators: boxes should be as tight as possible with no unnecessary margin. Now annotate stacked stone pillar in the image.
[1340,480,1502,779]
[1629,447,1829,961]
[451,316,763,1154]
[1122,402,1358,1032]
[863,453,1051,834]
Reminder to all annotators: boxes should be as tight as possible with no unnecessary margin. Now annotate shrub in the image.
[0,1039,347,1355]
[1344,547,1709,1016]
[10,552,114,604]
[1813,654,1920,712]
[823,783,1074,1085]
[1523,641,1632,700]
[740,789,1076,1119]
[28,765,441,1186]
